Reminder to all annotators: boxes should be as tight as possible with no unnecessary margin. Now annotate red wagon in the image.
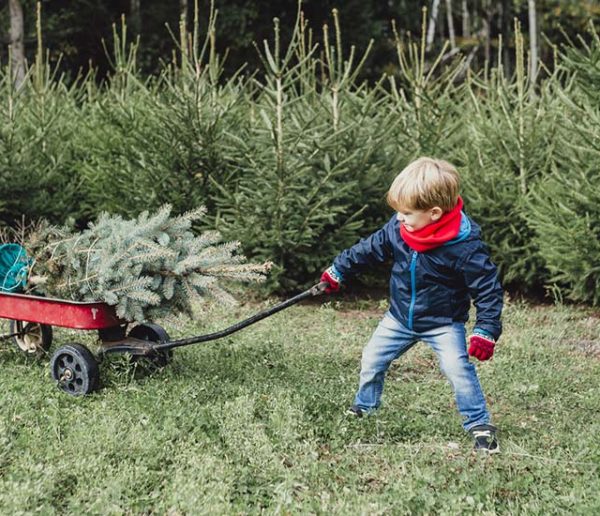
[0,283,326,396]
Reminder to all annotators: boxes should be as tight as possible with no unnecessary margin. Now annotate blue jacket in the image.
[332,213,503,340]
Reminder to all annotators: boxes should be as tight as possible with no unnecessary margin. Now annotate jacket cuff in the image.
[473,327,495,341]
[473,325,500,341]
[328,264,344,283]
[330,262,346,282]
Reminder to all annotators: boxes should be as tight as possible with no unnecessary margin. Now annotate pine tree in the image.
[211,11,395,292]
[25,205,270,321]
[529,24,600,305]
[455,22,560,289]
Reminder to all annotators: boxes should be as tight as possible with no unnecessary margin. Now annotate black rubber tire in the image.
[128,323,172,368]
[9,320,53,356]
[50,343,100,396]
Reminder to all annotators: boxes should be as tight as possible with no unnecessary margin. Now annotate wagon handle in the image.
[103,281,329,355]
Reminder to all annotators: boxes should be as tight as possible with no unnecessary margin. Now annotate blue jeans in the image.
[353,312,490,431]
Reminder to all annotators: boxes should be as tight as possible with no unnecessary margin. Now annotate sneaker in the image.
[346,405,367,418]
[470,424,499,454]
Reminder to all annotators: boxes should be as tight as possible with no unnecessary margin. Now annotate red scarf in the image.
[400,197,463,252]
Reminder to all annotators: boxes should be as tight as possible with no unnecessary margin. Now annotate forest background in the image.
[2,0,600,305]
[3,1,600,82]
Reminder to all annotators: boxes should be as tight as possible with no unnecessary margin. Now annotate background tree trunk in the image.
[130,0,142,35]
[9,0,26,88]
[426,0,441,51]
[501,0,511,74]
[483,1,492,66]
[528,0,538,85]
[180,0,188,31]
[461,0,470,38]
[445,0,456,49]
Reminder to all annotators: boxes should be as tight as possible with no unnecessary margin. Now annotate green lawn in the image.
[0,295,599,514]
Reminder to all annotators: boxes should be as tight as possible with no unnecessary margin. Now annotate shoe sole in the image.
[475,446,500,455]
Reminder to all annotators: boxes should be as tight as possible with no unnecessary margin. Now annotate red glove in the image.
[468,331,496,361]
[320,266,342,294]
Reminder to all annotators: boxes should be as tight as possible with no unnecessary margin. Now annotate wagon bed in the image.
[0,291,122,329]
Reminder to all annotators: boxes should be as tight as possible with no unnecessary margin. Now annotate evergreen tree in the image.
[26,205,270,322]
[211,12,396,291]
[529,24,600,304]
[455,23,560,289]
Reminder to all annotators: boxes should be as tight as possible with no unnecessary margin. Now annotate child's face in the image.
[397,206,443,232]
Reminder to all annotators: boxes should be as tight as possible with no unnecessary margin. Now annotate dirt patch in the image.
[335,309,383,321]
[566,339,600,358]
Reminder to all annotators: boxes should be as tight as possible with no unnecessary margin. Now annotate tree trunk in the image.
[501,0,511,74]
[180,0,188,31]
[483,1,492,66]
[130,0,141,35]
[528,0,538,85]
[461,0,470,38]
[426,0,441,51]
[9,0,26,88]
[445,0,456,49]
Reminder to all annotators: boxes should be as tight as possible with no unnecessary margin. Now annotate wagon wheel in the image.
[128,323,172,370]
[9,320,53,356]
[50,343,99,396]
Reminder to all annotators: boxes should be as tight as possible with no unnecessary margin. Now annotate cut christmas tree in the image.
[24,205,271,322]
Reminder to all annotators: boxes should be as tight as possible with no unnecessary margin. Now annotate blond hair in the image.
[386,157,460,212]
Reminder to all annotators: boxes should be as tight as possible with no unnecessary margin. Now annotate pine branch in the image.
[25,205,269,322]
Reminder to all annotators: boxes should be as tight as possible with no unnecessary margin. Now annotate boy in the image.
[320,157,503,454]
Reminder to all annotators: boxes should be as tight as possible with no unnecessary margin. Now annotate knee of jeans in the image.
[447,373,476,394]
[360,357,379,374]
[443,364,481,396]
[360,351,386,375]
[439,355,473,382]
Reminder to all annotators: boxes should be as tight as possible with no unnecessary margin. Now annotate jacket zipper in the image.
[408,251,418,330]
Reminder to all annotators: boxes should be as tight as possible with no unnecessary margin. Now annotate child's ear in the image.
[430,207,443,221]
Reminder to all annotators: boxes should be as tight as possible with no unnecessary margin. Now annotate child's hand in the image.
[468,330,496,361]
[320,266,342,294]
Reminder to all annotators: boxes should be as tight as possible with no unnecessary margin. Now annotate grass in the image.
[0,294,599,514]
